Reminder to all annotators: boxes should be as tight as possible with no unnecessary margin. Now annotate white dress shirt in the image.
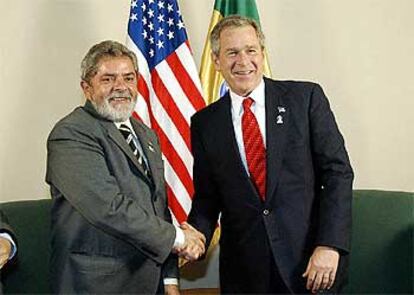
[230,79,267,175]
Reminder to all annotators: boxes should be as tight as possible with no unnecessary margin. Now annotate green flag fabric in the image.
[199,0,271,104]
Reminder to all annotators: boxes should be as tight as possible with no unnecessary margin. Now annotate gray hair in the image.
[81,40,138,83]
[210,15,265,56]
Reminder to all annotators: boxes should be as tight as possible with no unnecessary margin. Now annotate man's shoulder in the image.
[48,105,102,138]
[264,77,320,93]
[191,94,228,124]
[265,78,328,108]
[57,105,89,122]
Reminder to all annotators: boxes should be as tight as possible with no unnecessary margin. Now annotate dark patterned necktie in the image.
[119,124,151,177]
[242,97,266,201]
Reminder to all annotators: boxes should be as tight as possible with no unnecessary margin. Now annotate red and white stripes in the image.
[127,36,205,224]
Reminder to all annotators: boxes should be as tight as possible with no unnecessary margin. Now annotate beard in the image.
[91,90,137,122]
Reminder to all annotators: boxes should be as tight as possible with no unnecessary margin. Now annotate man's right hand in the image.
[0,236,12,269]
[173,222,206,261]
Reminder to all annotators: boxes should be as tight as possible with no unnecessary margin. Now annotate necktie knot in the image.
[242,97,254,110]
[119,124,132,139]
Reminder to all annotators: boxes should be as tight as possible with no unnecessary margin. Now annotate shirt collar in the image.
[230,79,265,116]
[114,119,133,130]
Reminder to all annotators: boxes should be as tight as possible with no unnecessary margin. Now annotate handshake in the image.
[173,222,206,261]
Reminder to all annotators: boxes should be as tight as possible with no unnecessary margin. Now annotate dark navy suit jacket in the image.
[188,78,354,293]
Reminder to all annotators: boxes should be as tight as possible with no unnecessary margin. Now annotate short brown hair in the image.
[210,15,265,55]
[81,40,138,83]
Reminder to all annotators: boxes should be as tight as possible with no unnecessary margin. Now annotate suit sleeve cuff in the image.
[0,232,17,259]
[163,278,179,285]
[173,225,185,248]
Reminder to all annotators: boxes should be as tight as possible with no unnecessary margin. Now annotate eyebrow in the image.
[101,72,136,77]
[225,45,259,52]
[224,47,239,53]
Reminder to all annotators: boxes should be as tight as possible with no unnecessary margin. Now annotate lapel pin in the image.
[148,144,155,152]
[276,115,283,125]
[277,106,286,113]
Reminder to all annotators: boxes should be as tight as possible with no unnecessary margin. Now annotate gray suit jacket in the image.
[46,101,177,294]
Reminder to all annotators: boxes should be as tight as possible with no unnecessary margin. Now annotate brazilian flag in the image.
[199,0,272,104]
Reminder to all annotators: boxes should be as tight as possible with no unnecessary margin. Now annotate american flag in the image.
[126,0,206,224]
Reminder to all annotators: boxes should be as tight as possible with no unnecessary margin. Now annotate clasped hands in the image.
[173,222,206,261]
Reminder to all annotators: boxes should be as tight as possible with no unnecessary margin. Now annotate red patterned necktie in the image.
[242,97,266,201]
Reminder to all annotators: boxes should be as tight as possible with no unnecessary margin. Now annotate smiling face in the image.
[213,25,264,97]
[81,56,138,122]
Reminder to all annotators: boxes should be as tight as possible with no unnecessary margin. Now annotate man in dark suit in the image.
[186,16,354,294]
[46,40,205,294]
[0,209,17,293]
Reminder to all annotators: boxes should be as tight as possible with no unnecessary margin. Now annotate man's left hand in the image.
[302,246,339,293]
[165,284,180,295]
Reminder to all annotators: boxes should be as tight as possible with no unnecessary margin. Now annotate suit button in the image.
[263,209,270,216]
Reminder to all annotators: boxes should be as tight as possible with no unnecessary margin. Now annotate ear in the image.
[80,80,93,101]
[211,52,221,71]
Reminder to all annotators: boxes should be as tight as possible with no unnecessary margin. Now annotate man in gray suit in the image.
[46,40,205,294]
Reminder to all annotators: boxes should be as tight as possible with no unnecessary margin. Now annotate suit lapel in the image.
[106,122,152,183]
[82,101,153,185]
[106,123,152,178]
[265,78,289,201]
[129,119,161,189]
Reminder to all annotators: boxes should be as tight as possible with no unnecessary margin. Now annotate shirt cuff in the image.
[0,232,17,259]
[163,278,179,285]
[173,225,185,248]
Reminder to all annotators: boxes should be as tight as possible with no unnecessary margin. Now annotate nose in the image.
[236,51,249,65]
[113,76,127,91]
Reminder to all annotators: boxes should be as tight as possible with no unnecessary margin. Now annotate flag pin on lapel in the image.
[276,115,283,124]
[276,106,285,124]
